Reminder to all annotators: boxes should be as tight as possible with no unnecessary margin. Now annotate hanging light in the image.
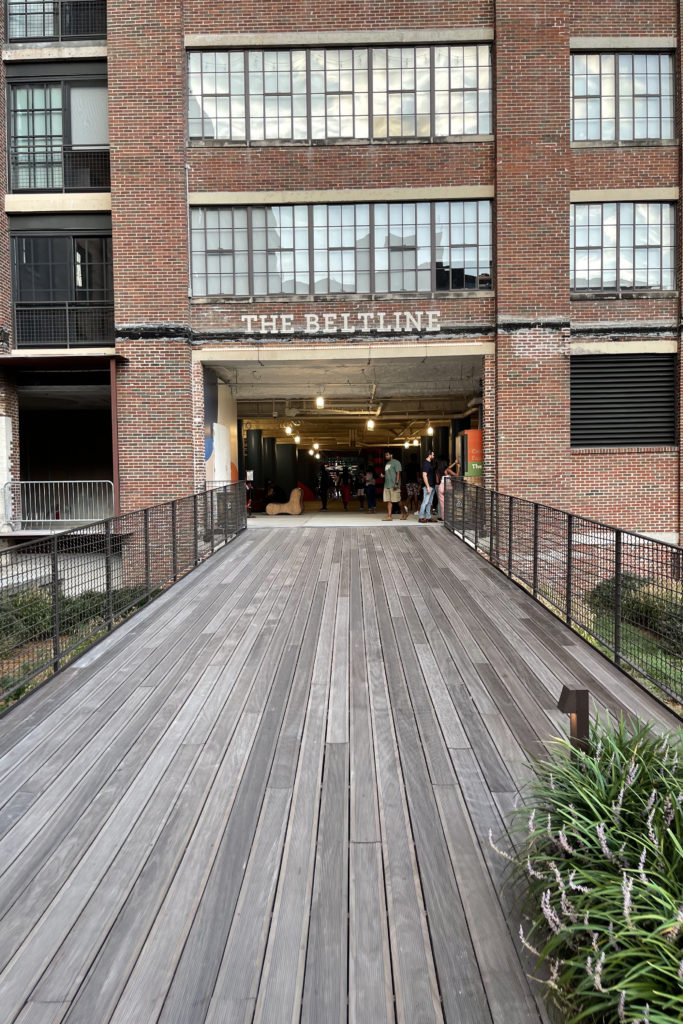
[427,424,434,436]
[308,448,314,456]
[313,442,319,450]
[316,395,325,409]
[366,419,375,430]
[315,452,321,459]
[404,441,409,449]
[413,439,419,446]
[285,425,292,435]
[294,435,300,445]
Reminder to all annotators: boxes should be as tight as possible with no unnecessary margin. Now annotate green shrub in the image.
[500,718,683,1023]
[587,576,683,657]
[0,586,54,654]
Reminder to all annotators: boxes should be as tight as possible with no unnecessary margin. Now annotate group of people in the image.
[318,450,459,522]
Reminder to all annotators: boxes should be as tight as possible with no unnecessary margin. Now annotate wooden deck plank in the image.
[0,524,677,1024]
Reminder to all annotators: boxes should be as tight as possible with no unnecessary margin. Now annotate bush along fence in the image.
[443,478,683,708]
[0,482,247,710]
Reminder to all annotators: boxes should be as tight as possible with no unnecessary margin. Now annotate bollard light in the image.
[558,686,590,753]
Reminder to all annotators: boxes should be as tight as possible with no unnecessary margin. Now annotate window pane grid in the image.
[570,202,675,291]
[188,46,492,142]
[191,201,493,297]
[571,51,674,142]
[10,83,64,189]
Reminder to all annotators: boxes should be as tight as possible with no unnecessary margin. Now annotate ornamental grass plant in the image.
[503,718,683,1023]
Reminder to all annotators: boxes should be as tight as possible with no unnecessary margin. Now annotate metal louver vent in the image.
[570,353,676,447]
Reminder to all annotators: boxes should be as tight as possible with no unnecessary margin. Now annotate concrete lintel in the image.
[4,193,111,214]
[185,28,494,48]
[570,188,679,202]
[194,341,495,364]
[2,43,107,61]
[570,37,676,51]
[189,186,494,206]
[570,338,678,355]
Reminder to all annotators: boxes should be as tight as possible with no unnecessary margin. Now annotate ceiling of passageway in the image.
[215,352,483,449]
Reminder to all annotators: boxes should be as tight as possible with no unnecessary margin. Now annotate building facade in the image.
[0,1,681,540]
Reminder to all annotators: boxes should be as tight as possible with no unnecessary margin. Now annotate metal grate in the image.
[0,483,248,710]
[444,477,683,708]
[14,304,114,348]
[6,1,106,42]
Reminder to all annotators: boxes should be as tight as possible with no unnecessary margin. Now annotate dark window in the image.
[12,233,113,348]
[9,79,109,192]
[570,353,676,447]
[6,1,107,43]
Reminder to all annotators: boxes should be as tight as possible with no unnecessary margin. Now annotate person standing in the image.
[364,466,377,513]
[319,464,330,511]
[437,457,460,521]
[382,450,409,521]
[340,467,352,510]
[419,450,437,522]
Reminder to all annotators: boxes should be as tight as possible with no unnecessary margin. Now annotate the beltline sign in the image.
[240,310,441,335]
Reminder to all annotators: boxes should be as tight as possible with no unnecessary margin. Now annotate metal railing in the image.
[0,482,247,710]
[6,0,106,42]
[10,145,110,192]
[443,477,683,707]
[2,480,115,531]
[14,303,114,348]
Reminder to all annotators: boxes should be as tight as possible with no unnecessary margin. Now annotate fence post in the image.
[171,500,178,582]
[614,529,622,667]
[144,507,151,595]
[193,493,199,565]
[566,513,573,625]
[507,495,513,577]
[223,487,229,544]
[532,503,540,599]
[474,485,480,551]
[51,534,61,672]
[210,489,215,554]
[461,481,467,539]
[104,518,113,631]
[489,488,495,564]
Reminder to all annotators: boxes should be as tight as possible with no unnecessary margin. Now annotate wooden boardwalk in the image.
[0,525,677,1024]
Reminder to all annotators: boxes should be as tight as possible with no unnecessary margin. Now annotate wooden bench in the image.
[265,487,305,516]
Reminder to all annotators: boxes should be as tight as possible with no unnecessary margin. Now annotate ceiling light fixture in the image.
[366,419,375,430]
[316,395,325,409]
[285,425,292,435]
[427,424,434,436]
[294,435,301,444]
[313,442,319,450]
[404,441,409,449]
[308,448,314,456]
[315,452,320,459]
[413,439,419,446]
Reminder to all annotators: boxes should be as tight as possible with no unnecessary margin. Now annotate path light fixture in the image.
[558,686,590,753]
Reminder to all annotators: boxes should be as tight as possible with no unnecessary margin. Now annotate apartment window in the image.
[9,77,109,191]
[188,45,492,142]
[571,53,674,142]
[12,232,113,347]
[190,201,493,297]
[570,354,676,446]
[6,1,107,43]
[570,202,675,291]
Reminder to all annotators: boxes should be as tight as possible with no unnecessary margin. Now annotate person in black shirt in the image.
[419,450,437,522]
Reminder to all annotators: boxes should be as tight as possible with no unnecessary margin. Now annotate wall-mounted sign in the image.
[240,310,441,335]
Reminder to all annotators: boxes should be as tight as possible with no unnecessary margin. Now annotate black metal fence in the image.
[10,145,111,192]
[14,303,114,348]
[0,483,247,710]
[443,477,683,706]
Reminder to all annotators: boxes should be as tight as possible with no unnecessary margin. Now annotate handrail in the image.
[0,482,248,710]
[443,477,683,708]
[3,480,114,530]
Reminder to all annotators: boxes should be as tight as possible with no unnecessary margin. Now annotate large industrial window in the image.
[570,354,676,447]
[188,45,492,142]
[9,77,109,191]
[12,232,113,347]
[571,53,674,142]
[190,201,493,297]
[570,202,675,292]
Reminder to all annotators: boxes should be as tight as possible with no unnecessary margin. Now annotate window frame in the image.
[190,200,494,298]
[187,44,493,144]
[570,201,676,294]
[570,50,675,144]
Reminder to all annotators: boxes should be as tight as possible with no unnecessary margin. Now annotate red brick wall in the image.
[571,4,677,36]
[0,9,11,351]
[0,371,20,482]
[115,338,196,512]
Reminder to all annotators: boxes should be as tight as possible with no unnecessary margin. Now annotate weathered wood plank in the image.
[349,842,393,1024]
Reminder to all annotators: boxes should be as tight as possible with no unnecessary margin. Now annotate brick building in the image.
[0,1,681,541]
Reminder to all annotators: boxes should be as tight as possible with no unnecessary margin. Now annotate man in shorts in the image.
[382,450,409,521]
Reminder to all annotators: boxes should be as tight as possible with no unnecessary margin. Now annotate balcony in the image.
[2,480,114,531]
[14,303,114,348]
[9,144,110,192]
[6,0,106,43]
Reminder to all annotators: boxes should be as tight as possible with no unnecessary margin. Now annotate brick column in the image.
[494,2,571,506]
[108,0,193,508]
